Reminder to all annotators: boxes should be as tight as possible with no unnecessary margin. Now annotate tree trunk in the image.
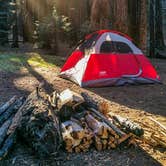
[155,0,165,50]
[139,0,148,53]
[90,0,110,30]
[149,0,155,57]
[113,0,129,34]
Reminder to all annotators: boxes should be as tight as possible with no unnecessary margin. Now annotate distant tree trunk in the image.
[22,0,35,42]
[128,0,140,44]
[90,0,110,31]
[12,0,19,48]
[139,0,148,52]
[149,0,155,57]
[113,0,129,34]
[155,0,165,50]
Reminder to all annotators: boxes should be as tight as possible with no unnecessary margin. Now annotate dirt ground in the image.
[0,51,166,166]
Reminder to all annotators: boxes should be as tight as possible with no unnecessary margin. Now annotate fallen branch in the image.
[0,97,24,127]
[111,114,144,136]
[148,117,166,133]
[0,117,12,147]
[88,108,125,137]
[0,96,17,116]
[151,133,166,148]
[0,133,16,160]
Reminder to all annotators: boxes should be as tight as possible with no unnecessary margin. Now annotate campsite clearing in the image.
[0,52,166,166]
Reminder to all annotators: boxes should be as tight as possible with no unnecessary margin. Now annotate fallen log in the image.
[18,89,61,157]
[0,117,12,147]
[0,97,24,127]
[7,91,39,135]
[0,96,17,116]
[111,114,144,136]
[0,133,16,160]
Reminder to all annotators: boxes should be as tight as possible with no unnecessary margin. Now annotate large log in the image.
[18,89,61,157]
[0,96,17,116]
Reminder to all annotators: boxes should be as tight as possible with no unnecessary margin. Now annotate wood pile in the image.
[54,89,144,153]
[0,87,149,159]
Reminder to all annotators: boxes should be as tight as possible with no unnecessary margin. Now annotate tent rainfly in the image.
[60,30,160,87]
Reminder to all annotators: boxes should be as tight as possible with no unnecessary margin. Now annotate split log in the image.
[0,96,17,116]
[62,120,85,140]
[59,89,84,108]
[80,93,125,137]
[94,136,102,151]
[88,108,125,137]
[85,113,105,136]
[0,97,24,127]
[111,114,144,136]
[61,119,93,152]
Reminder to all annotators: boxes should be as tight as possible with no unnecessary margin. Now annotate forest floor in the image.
[0,50,166,166]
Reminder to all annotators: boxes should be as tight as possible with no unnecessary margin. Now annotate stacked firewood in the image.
[61,120,93,153]
[56,89,143,153]
[0,96,25,160]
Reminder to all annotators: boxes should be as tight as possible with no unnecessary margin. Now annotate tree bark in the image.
[155,0,165,50]
[139,0,148,52]
[18,89,61,157]
[149,0,155,57]
[113,0,129,34]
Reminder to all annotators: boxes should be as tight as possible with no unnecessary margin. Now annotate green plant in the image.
[34,6,71,50]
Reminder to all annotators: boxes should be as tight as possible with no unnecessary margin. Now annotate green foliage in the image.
[34,6,71,49]
[68,20,92,46]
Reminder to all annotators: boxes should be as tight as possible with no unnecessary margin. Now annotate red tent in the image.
[60,30,160,87]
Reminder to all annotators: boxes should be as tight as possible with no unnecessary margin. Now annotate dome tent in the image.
[60,30,160,87]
